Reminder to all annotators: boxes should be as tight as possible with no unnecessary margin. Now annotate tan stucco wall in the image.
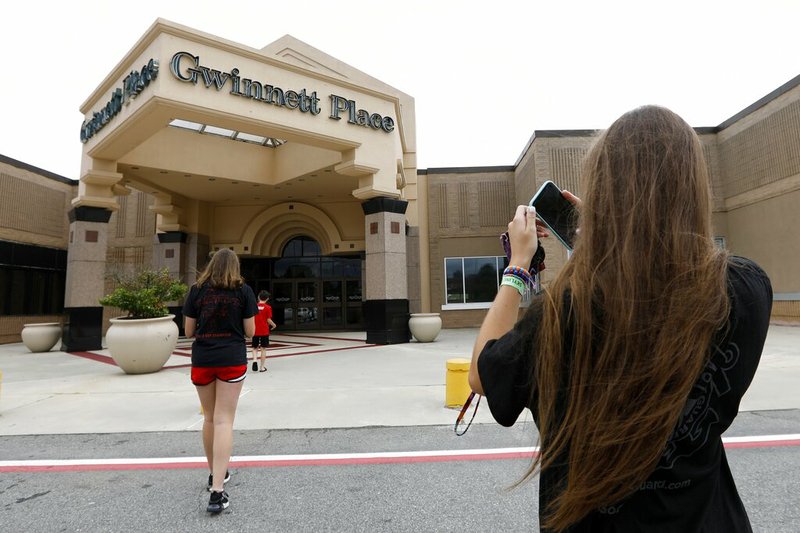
[0,158,75,343]
[724,188,800,293]
[101,189,158,334]
[424,168,516,326]
[0,160,75,248]
[76,20,416,223]
[211,200,365,256]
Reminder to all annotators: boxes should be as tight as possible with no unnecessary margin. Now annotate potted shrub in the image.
[99,268,187,374]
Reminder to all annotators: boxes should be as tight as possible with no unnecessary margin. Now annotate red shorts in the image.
[191,365,247,386]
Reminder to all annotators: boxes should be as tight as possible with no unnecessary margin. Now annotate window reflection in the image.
[445,258,464,304]
[324,307,342,325]
[346,280,362,301]
[297,307,318,324]
[444,256,507,305]
[282,237,321,257]
[464,257,499,303]
[324,281,342,302]
[297,282,317,302]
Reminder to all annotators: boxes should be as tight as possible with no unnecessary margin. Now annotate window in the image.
[0,267,66,316]
[443,255,511,309]
[0,241,67,316]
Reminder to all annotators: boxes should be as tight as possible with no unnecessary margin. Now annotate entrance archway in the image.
[241,236,364,331]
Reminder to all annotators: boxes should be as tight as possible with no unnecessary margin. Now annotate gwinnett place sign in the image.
[78,52,398,144]
[169,51,395,134]
[79,59,159,143]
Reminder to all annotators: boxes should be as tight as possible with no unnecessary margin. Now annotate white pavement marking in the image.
[2,434,799,472]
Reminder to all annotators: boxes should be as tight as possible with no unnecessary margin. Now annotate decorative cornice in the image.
[157,231,189,243]
[68,206,112,223]
[361,197,408,215]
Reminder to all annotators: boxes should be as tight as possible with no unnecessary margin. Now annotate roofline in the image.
[0,154,76,185]
[532,129,601,138]
[511,129,601,167]
[717,73,800,130]
[418,165,515,175]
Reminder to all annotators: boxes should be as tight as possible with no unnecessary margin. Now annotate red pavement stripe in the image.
[281,333,367,343]
[1,435,798,473]
[260,343,377,359]
[67,339,359,368]
[68,351,117,365]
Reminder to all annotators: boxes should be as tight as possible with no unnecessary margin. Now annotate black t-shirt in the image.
[478,256,773,532]
[182,283,259,367]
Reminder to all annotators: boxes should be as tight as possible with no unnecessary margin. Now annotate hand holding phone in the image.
[529,181,579,251]
[501,231,545,274]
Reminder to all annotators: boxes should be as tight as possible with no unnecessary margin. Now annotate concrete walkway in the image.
[0,326,798,436]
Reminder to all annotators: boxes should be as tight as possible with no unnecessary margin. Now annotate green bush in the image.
[99,268,188,319]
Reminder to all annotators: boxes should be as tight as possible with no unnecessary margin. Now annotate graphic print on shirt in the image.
[659,341,741,470]
[196,292,235,339]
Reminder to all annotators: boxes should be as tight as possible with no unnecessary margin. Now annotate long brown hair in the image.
[532,106,730,530]
[196,248,244,290]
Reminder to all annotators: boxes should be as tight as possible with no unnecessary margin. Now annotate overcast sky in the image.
[2,0,798,179]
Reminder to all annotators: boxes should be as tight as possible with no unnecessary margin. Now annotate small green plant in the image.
[100,268,188,319]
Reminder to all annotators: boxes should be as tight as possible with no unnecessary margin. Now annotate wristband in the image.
[504,272,530,286]
[504,273,532,295]
[501,275,526,296]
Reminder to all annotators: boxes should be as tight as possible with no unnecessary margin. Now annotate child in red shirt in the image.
[251,290,276,372]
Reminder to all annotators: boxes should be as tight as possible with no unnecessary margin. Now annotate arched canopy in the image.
[240,202,363,256]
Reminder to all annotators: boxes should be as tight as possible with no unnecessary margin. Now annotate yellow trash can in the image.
[445,358,472,408]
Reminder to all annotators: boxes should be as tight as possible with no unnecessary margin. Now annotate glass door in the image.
[296,281,319,328]
[239,238,364,332]
[322,280,344,328]
[271,281,293,328]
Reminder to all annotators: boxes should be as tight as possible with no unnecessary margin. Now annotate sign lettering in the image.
[80,59,159,143]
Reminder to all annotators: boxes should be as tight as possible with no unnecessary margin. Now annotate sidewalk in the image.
[0,326,798,436]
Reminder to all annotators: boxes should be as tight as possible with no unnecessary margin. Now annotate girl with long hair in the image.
[469,106,772,531]
[182,248,258,514]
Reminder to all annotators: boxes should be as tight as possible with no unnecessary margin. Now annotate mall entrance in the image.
[240,236,364,331]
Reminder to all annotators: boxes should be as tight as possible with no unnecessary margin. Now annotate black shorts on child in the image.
[252,335,270,348]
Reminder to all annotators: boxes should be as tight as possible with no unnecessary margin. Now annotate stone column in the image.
[153,231,189,335]
[152,231,211,335]
[61,206,112,351]
[362,197,410,344]
[153,231,189,281]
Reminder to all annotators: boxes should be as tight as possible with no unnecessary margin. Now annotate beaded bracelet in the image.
[504,265,532,281]
[501,275,527,296]
[503,265,533,287]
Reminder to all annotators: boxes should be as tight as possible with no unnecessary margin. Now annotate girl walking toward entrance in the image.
[182,248,258,514]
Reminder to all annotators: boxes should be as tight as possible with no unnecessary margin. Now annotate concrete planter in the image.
[106,314,178,374]
[21,322,62,352]
[408,313,442,343]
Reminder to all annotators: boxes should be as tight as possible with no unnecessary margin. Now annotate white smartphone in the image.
[529,181,578,251]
